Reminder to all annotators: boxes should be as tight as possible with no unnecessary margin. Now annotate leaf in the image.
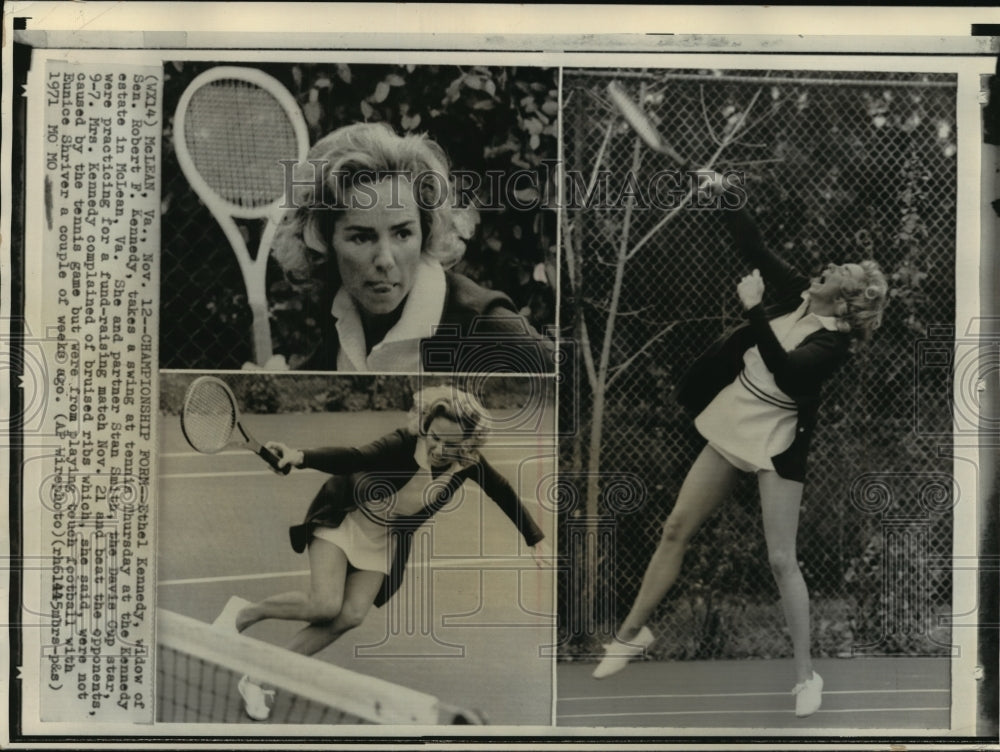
[541,100,559,116]
[515,187,539,204]
[335,63,352,84]
[529,133,541,150]
[444,77,462,103]
[303,100,323,129]
[406,64,416,73]
[386,73,405,87]
[401,113,421,131]
[464,74,483,90]
[314,75,332,90]
[484,78,497,97]
[524,117,543,135]
[373,81,391,103]
[360,100,374,120]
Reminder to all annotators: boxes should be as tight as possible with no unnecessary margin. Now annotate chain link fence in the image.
[558,69,958,661]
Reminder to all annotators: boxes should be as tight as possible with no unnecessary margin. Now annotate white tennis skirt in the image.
[312,510,392,575]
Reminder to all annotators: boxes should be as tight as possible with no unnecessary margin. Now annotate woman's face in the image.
[425,416,469,468]
[809,262,866,303]
[331,178,423,316]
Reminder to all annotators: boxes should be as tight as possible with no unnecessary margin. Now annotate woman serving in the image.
[215,386,546,720]
[272,123,553,373]
[591,173,889,718]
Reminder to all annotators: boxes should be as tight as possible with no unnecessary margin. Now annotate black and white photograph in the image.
[159,61,558,374]
[557,66,962,729]
[3,3,999,749]
[156,373,556,725]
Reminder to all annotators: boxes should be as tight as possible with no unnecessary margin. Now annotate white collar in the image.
[331,259,447,371]
[798,292,840,332]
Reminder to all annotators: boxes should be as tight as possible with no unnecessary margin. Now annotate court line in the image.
[158,558,537,586]
[558,706,950,719]
[560,689,950,702]
[158,569,311,586]
[160,456,545,479]
[161,451,545,463]
[160,470,310,479]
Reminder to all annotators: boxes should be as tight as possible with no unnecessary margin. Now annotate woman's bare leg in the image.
[617,445,740,641]
[757,470,813,684]
[284,569,385,656]
[235,538,349,632]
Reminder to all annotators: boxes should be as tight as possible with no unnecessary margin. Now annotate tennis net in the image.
[157,608,474,725]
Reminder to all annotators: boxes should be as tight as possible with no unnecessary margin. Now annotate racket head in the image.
[174,66,309,219]
[607,81,687,167]
[180,376,239,454]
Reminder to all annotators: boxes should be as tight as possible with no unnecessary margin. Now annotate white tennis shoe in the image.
[591,626,655,679]
[212,596,253,635]
[792,671,823,717]
[238,675,275,721]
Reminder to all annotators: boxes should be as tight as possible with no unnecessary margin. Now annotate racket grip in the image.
[259,445,292,475]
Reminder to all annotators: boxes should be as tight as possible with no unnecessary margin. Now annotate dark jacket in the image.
[288,428,546,607]
[675,208,851,482]
[297,271,554,373]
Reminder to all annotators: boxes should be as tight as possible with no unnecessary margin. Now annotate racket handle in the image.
[259,445,292,475]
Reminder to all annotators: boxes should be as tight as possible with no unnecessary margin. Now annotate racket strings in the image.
[184,79,299,210]
[182,380,238,453]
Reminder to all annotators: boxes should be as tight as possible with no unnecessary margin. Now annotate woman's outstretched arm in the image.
[272,429,411,474]
[473,457,545,546]
[720,207,808,302]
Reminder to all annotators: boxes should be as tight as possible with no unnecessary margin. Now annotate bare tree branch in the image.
[561,210,598,391]
[700,84,723,146]
[606,322,677,390]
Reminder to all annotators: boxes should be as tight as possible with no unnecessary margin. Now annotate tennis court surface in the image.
[157,409,556,726]
[557,656,950,728]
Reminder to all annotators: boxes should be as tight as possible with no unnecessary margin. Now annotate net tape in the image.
[156,609,442,725]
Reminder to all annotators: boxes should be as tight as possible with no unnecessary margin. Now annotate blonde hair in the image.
[408,386,490,459]
[832,260,889,341]
[272,122,477,294]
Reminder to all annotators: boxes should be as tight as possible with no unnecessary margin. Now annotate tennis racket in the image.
[180,375,290,474]
[607,81,688,168]
[173,66,310,366]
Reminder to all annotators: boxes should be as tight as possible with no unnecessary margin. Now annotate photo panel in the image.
[156,372,557,727]
[158,60,558,375]
[6,6,997,747]
[557,65,961,732]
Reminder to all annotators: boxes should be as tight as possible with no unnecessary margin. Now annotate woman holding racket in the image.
[591,172,888,718]
[272,122,552,373]
[215,386,546,720]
